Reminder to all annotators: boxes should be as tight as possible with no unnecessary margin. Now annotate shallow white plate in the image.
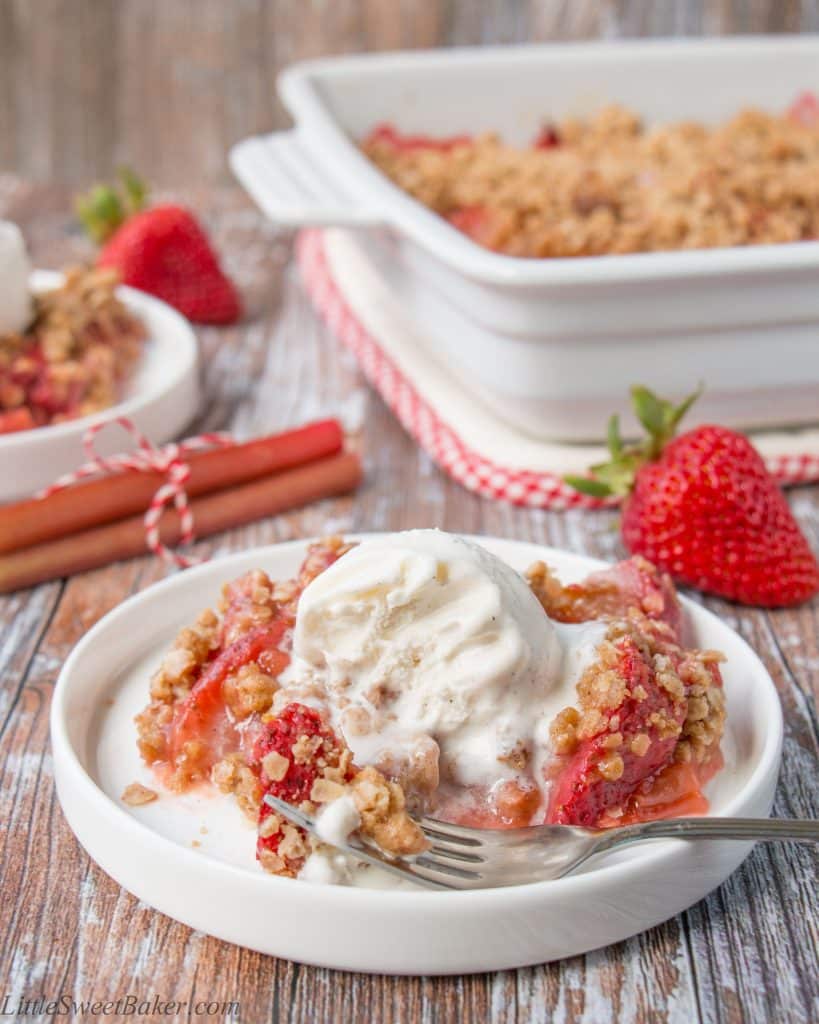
[1,271,200,503]
[51,536,783,975]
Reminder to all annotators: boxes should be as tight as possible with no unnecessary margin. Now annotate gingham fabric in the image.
[296,229,819,509]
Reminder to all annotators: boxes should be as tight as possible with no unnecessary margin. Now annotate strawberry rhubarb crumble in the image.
[135,531,726,886]
[361,94,819,258]
[0,248,146,435]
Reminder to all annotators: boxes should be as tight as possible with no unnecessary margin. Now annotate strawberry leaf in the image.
[607,414,623,459]
[630,386,665,437]
[564,475,614,498]
[75,185,125,244]
[668,384,704,432]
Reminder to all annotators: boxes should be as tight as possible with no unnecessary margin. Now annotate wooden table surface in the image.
[2,0,819,189]
[1,179,817,1024]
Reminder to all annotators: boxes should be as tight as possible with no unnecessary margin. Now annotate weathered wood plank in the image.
[3,0,819,187]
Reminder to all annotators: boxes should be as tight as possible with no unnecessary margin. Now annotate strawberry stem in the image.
[75,168,148,244]
[564,384,703,498]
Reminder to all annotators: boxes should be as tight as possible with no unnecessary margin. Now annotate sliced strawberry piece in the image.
[547,634,688,827]
[365,123,471,153]
[0,407,36,434]
[533,124,561,149]
[167,618,289,771]
[446,206,512,251]
[255,703,355,876]
[787,91,819,127]
[605,754,718,827]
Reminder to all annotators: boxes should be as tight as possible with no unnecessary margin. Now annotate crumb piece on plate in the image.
[121,782,158,806]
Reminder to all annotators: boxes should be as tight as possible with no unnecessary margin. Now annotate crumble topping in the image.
[362,99,819,259]
[348,766,428,858]
[149,610,220,704]
[211,753,262,821]
[222,662,279,719]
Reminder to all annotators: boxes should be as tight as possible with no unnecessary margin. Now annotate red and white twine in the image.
[37,417,234,567]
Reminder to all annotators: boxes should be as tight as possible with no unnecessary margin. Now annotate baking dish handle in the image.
[230,131,385,228]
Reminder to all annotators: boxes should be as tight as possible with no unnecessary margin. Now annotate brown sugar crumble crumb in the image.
[121,782,158,807]
[349,766,428,858]
[211,753,262,822]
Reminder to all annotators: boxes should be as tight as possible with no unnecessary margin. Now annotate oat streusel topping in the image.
[363,102,819,258]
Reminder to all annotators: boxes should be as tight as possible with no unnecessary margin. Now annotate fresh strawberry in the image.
[76,170,241,324]
[566,387,819,607]
[254,703,354,876]
[548,633,689,827]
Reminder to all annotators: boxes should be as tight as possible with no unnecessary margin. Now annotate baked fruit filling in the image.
[136,534,726,882]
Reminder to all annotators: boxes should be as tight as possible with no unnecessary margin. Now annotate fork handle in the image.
[592,816,819,854]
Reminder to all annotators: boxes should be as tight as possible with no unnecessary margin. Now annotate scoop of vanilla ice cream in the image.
[290,530,564,787]
[0,222,32,335]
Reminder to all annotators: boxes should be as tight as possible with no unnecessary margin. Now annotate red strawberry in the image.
[566,387,819,607]
[76,170,241,324]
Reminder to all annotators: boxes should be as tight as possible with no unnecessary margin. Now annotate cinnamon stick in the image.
[0,451,362,593]
[0,418,343,555]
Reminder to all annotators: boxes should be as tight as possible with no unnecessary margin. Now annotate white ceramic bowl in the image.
[231,37,819,440]
[51,536,783,975]
[1,271,200,502]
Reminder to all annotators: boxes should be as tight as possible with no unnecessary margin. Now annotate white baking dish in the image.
[231,37,819,441]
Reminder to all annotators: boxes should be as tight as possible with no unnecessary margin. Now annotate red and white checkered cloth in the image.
[296,229,819,509]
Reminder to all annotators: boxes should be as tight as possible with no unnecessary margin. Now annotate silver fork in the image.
[264,795,819,890]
